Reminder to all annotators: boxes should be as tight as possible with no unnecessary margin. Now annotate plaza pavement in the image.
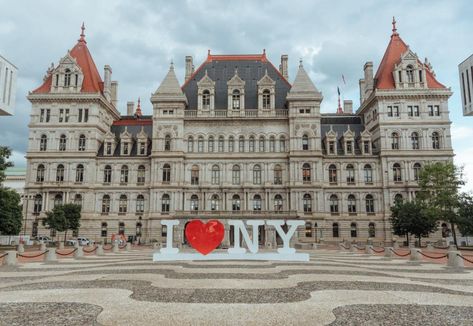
[0,246,473,325]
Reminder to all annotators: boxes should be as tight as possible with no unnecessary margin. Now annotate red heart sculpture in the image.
[185,220,224,255]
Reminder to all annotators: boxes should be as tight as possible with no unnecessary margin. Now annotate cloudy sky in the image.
[1,0,472,189]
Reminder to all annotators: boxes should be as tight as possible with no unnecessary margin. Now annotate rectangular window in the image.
[123,143,129,155]
[40,109,45,122]
[419,70,423,83]
[414,106,419,116]
[393,106,399,117]
[84,109,89,122]
[59,109,64,122]
[363,141,370,154]
[387,106,393,117]
[139,142,146,155]
[407,106,413,117]
[346,141,353,154]
[467,69,472,104]
[65,109,70,122]
[46,109,50,122]
[78,109,83,122]
[462,72,467,105]
[434,105,440,116]
[106,143,112,155]
[329,141,335,154]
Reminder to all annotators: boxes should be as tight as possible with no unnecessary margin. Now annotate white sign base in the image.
[153,252,310,262]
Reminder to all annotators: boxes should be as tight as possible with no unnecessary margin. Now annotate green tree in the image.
[0,146,14,184]
[0,187,23,235]
[390,200,438,247]
[458,193,473,237]
[417,162,464,247]
[43,204,81,244]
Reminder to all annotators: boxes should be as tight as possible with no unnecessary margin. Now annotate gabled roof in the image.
[374,20,445,90]
[32,24,104,94]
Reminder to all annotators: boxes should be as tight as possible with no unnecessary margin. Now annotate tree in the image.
[417,162,464,247]
[390,199,438,247]
[0,146,13,184]
[458,193,473,237]
[0,187,23,235]
[43,204,81,244]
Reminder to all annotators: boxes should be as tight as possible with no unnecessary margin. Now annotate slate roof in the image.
[321,114,365,155]
[182,53,291,110]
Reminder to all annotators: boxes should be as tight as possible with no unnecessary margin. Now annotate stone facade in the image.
[0,54,17,116]
[459,53,473,116]
[23,23,454,246]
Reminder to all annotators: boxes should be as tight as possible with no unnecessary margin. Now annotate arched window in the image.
[136,194,145,213]
[394,193,403,204]
[118,222,125,235]
[120,165,129,184]
[202,90,210,109]
[302,134,309,150]
[253,194,262,211]
[366,194,375,213]
[368,222,376,237]
[239,136,245,152]
[187,136,194,152]
[432,132,440,149]
[413,163,422,181]
[303,193,312,212]
[54,193,63,207]
[269,136,275,152]
[302,163,311,183]
[279,136,286,152]
[305,221,312,237]
[59,134,67,151]
[329,194,339,213]
[161,194,170,213]
[346,164,355,184]
[274,194,283,211]
[232,165,240,185]
[253,164,262,185]
[232,194,241,211]
[329,164,337,183]
[274,164,282,184]
[350,222,357,237]
[101,222,108,237]
[249,136,255,152]
[104,165,112,184]
[232,89,240,110]
[36,164,45,182]
[164,135,171,151]
[137,165,146,184]
[102,195,111,213]
[208,136,215,152]
[332,223,339,238]
[406,65,414,83]
[364,164,373,183]
[75,164,84,183]
[218,136,224,152]
[40,135,47,151]
[211,194,219,211]
[191,194,199,211]
[393,163,402,182]
[391,132,399,150]
[211,165,220,185]
[228,136,235,152]
[78,134,86,151]
[348,194,356,213]
[74,194,82,206]
[259,136,265,152]
[119,195,127,213]
[33,194,42,213]
[262,89,271,109]
[56,164,65,182]
[191,165,199,185]
[411,132,419,149]
[64,68,71,87]
[162,163,171,183]
[198,136,204,152]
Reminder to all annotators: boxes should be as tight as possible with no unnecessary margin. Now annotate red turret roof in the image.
[32,23,104,94]
[374,19,445,90]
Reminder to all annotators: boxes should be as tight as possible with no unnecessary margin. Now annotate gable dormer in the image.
[227,68,245,110]
[342,127,355,155]
[324,127,338,155]
[360,129,372,155]
[50,52,84,93]
[120,127,133,156]
[197,70,215,111]
[392,49,427,89]
[257,69,275,110]
[137,127,149,156]
[103,130,116,156]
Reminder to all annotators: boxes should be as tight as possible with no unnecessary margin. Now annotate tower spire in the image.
[135,97,142,117]
[79,22,86,43]
[391,16,398,37]
[337,87,343,114]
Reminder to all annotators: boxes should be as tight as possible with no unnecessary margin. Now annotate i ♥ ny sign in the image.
[153,219,309,262]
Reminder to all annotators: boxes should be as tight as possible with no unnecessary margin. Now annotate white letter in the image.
[228,220,264,254]
[266,220,304,254]
[160,220,179,254]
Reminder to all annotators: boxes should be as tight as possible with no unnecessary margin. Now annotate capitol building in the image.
[23,21,454,246]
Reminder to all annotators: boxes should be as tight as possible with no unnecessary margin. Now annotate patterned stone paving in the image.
[0,248,472,325]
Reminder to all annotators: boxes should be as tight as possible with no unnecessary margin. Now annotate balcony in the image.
[183,109,289,119]
[174,210,299,219]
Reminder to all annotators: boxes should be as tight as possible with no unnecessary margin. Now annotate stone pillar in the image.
[96,244,104,256]
[426,243,434,251]
[39,243,47,251]
[17,244,24,254]
[153,242,161,250]
[5,251,17,266]
[44,249,57,262]
[365,245,374,255]
[350,245,357,253]
[384,247,393,258]
[447,250,464,269]
[126,243,131,251]
[112,243,119,253]
[74,246,84,258]
[410,248,422,262]
[393,241,399,249]
[58,242,65,250]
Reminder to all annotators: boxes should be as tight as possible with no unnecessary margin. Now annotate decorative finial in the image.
[135,97,142,117]
[79,22,86,43]
[234,67,238,75]
[392,16,398,36]
[263,49,266,54]
[170,60,174,70]
[299,58,303,68]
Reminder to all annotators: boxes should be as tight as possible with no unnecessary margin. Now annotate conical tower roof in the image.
[152,63,187,103]
[287,61,322,100]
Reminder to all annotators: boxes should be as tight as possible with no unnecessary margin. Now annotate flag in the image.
[342,74,346,85]
[337,87,340,96]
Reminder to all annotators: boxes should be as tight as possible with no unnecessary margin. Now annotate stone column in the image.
[74,246,84,258]
[384,247,393,258]
[44,249,57,262]
[410,248,422,262]
[17,244,24,253]
[5,251,17,266]
[447,250,464,269]
[96,244,104,256]
[365,245,374,255]
[39,242,47,251]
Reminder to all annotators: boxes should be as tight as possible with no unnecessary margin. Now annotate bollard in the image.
[17,243,24,254]
[312,243,317,249]
[74,246,84,258]
[5,251,18,266]
[410,248,422,262]
[96,244,104,256]
[39,243,47,251]
[126,243,131,252]
[74,242,80,249]
[44,249,57,262]
[338,243,345,251]
[59,242,65,250]
[426,243,434,251]
[153,242,161,250]
[384,247,393,258]
[449,244,457,251]
[447,251,464,269]
[393,241,400,249]
[350,245,357,253]
[365,245,374,255]
[112,243,119,253]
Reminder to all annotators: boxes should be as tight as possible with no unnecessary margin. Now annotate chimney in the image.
[279,54,288,79]
[359,79,366,105]
[343,100,353,114]
[185,56,193,81]
[111,81,118,108]
[127,101,134,116]
[104,65,112,101]
[363,61,373,96]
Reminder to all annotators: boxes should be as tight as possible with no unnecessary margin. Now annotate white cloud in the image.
[451,124,473,141]
[454,147,473,192]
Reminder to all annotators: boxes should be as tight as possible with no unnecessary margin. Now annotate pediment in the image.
[55,52,82,74]
[120,127,132,140]
[197,70,215,88]
[228,70,245,86]
[137,127,148,139]
[257,70,275,86]
[360,129,372,138]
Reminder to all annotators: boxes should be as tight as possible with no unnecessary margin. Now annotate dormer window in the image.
[346,141,353,154]
[64,69,71,87]
[123,142,129,155]
[232,90,240,110]
[202,90,210,109]
[262,89,271,109]
[106,142,112,155]
[363,141,370,154]
[406,65,414,83]
[329,141,335,154]
[59,134,67,151]
[139,142,146,155]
